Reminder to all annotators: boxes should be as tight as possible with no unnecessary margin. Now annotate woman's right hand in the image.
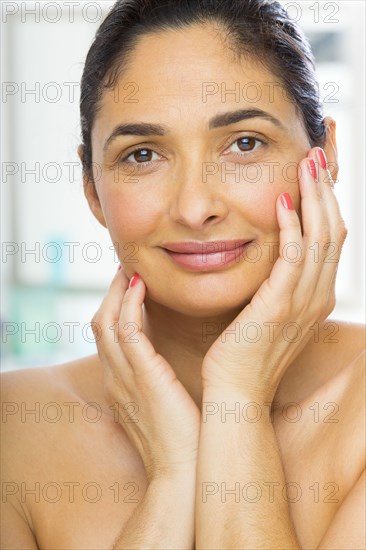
[91,266,201,482]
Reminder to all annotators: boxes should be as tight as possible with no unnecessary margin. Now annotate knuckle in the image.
[337,221,348,243]
[90,312,109,341]
[313,302,327,321]
[92,313,107,330]
[91,310,100,325]
[328,293,337,314]
[90,312,101,329]
[321,290,337,319]
[322,300,335,320]
[91,320,103,340]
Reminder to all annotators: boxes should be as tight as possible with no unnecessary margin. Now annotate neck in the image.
[142,297,244,409]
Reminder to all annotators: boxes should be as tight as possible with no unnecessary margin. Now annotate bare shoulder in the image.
[274,321,365,548]
[305,323,366,550]
[309,318,365,371]
[0,354,108,422]
[1,353,100,394]
[326,318,365,353]
[314,317,365,385]
[0,354,104,474]
[1,355,146,549]
[280,319,365,397]
[0,354,119,471]
[313,318,365,395]
[0,358,89,547]
[277,318,365,457]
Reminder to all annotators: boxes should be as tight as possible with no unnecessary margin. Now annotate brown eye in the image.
[119,147,161,168]
[132,148,153,162]
[236,137,257,151]
[226,136,265,157]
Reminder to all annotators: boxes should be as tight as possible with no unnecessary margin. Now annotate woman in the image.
[1,0,365,548]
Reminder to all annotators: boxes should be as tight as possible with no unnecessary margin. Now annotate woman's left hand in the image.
[201,147,348,403]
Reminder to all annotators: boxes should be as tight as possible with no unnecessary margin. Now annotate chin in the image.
[144,276,258,319]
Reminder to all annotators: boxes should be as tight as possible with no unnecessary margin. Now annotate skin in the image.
[1,23,365,550]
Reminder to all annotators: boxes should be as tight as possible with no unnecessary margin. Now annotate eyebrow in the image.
[102,108,284,153]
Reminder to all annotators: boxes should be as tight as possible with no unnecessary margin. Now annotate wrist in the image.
[202,381,268,400]
[147,471,196,496]
[145,463,197,485]
[201,386,273,422]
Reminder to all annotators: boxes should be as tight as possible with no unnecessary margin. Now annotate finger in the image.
[97,265,130,323]
[310,148,348,250]
[262,152,331,306]
[263,191,304,298]
[305,147,348,301]
[92,265,129,344]
[293,151,331,298]
[118,273,164,373]
[91,265,131,367]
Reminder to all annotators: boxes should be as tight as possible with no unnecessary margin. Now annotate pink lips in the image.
[160,240,254,271]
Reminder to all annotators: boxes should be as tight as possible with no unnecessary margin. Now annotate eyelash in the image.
[118,135,268,171]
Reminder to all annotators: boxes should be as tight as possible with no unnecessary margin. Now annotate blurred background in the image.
[1,1,365,372]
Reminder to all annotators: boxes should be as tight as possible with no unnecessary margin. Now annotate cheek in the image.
[230,160,302,238]
[232,183,283,234]
[241,162,301,228]
[101,190,159,242]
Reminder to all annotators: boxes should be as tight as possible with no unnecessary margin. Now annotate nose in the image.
[169,159,229,229]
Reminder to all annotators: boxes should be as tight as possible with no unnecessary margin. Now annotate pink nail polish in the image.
[280,192,293,210]
[129,273,140,288]
[307,159,317,180]
[316,148,327,170]
[118,264,122,271]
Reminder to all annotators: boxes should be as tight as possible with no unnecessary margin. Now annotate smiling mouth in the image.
[160,240,254,271]
[160,239,253,254]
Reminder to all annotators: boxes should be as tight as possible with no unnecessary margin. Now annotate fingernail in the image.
[316,148,327,170]
[306,159,317,180]
[280,192,294,210]
[118,263,122,271]
[129,273,140,288]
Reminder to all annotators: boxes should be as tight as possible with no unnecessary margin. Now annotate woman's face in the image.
[85,24,316,317]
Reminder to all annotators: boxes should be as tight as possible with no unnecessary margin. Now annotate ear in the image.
[77,144,107,228]
[323,116,338,184]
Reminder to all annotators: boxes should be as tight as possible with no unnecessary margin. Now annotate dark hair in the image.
[79,0,326,185]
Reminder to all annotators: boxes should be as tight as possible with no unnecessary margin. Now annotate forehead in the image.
[93,24,301,139]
